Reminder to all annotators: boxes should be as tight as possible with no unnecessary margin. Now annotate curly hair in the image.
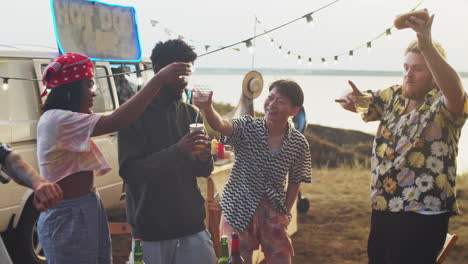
[150,39,197,68]
[42,80,84,113]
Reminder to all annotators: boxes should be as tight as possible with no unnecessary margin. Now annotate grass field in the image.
[293,168,468,264]
[110,168,468,264]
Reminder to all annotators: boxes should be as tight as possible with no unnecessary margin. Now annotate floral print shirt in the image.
[363,85,468,214]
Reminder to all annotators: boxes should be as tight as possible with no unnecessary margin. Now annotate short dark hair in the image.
[150,39,197,68]
[268,79,304,107]
[42,80,84,113]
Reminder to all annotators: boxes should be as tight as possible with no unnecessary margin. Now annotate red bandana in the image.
[41,53,94,97]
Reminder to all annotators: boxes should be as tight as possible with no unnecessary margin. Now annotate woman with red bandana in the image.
[36,53,191,264]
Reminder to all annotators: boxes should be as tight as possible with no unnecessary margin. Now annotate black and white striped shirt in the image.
[221,116,312,232]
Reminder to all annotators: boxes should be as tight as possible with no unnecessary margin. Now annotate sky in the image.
[1,0,468,72]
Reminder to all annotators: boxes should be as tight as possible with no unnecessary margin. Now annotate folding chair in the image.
[436,233,459,264]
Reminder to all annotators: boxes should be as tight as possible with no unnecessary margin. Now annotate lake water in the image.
[191,72,468,174]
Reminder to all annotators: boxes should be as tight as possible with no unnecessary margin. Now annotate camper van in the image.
[0,46,154,264]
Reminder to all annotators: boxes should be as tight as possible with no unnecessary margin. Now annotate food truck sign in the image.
[51,0,142,62]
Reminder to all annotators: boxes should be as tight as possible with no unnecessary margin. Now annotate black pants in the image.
[368,210,450,264]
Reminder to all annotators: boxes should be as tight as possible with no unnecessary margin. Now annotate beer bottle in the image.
[218,235,229,264]
[228,233,245,264]
[134,238,144,264]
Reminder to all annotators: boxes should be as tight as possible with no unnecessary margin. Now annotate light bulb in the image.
[2,78,9,91]
[305,14,314,27]
[245,39,254,54]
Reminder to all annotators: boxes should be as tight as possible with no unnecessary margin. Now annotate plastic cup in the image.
[189,123,206,154]
[354,93,372,114]
[193,85,212,102]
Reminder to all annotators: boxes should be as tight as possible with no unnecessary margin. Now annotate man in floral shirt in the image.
[336,11,467,264]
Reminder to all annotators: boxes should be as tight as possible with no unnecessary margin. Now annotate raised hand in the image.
[192,90,213,111]
[334,80,365,112]
[405,9,434,50]
[154,62,192,87]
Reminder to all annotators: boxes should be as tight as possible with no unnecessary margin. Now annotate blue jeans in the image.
[38,190,112,264]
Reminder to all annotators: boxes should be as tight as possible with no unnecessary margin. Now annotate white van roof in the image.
[0,44,58,59]
[0,44,150,63]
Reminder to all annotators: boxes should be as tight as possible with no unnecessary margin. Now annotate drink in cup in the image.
[193,85,212,103]
[354,93,372,114]
[189,123,206,154]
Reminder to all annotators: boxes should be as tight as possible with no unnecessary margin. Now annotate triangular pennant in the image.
[150,20,159,27]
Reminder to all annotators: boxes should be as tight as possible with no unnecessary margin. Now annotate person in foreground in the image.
[0,143,63,264]
[335,10,467,264]
[36,52,190,264]
[194,79,312,264]
[118,39,216,264]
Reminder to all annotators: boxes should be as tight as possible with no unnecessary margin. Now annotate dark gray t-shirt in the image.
[118,100,214,241]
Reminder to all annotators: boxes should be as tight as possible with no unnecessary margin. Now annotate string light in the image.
[245,39,254,54]
[197,0,342,57]
[334,55,339,64]
[0,0,428,81]
[285,51,291,59]
[308,57,312,67]
[386,28,392,40]
[297,55,302,64]
[305,13,314,27]
[2,78,9,91]
[270,38,275,46]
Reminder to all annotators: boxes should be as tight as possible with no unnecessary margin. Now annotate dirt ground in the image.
[109,168,468,264]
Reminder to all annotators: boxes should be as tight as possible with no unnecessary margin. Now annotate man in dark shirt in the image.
[118,39,215,264]
[0,143,63,264]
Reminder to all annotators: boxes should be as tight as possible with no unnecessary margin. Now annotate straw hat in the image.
[242,71,263,99]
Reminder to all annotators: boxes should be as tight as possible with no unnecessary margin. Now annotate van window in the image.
[111,64,141,105]
[93,66,115,113]
[39,64,115,113]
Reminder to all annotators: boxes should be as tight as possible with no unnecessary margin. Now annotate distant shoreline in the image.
[196,68,468,77]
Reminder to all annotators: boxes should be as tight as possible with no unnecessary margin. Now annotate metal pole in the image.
[251,15,257,70]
